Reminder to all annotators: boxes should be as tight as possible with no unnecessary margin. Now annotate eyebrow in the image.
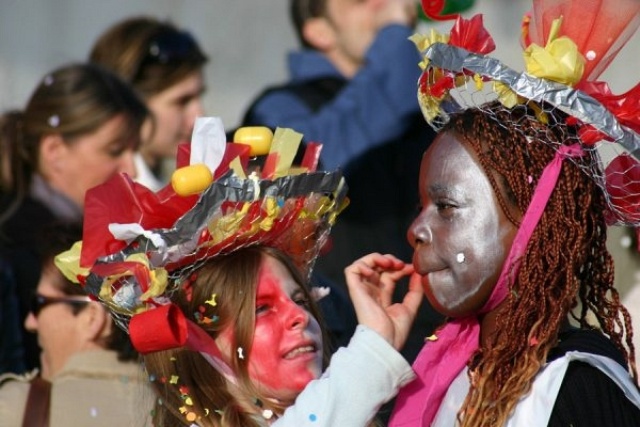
[428,183,464,198]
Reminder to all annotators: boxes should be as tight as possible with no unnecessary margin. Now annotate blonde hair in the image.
[143,246,329,427]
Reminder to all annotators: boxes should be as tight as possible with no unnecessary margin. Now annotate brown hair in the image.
[290,0,328,48]
[445,103,637,426]
[143,246,329,427]
[89,16,208,99]
[0,63,148,225]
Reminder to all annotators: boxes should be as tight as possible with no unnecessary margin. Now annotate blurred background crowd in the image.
[2,0,636,131]
[0,0,639,425]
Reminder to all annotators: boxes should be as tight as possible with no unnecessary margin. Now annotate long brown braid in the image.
[444,103,637,427]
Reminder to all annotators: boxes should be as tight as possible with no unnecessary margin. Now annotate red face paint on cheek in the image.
[247,257,323,401]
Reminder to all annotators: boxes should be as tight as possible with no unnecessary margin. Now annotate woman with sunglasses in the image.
[0,222,154,426]
[89,17,208,191]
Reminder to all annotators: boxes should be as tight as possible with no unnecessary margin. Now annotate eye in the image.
[435,200,458,218]
[435,201,455,211]
[294,296,310,308]
[255,304,270,315]
[108,144,127,158]
[175,94,198,107]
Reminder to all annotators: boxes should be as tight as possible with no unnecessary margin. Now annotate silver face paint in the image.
[409,132,518,318]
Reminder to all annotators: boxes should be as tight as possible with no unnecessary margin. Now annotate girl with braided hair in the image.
[387,0,640,425]
[396,103,640,426]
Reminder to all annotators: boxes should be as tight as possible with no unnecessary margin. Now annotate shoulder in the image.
[241,77,347,126]
[0,372,31,425]
[51,352,154,426]
[548,328,627,366]
[549,361,640,426]
[547,329,640,426]
[0,195,54,248]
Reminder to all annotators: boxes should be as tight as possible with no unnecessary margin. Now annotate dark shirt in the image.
[1,179,81,373]
[548,328,640,426]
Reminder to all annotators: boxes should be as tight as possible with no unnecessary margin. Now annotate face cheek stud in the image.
[456,252,466,264]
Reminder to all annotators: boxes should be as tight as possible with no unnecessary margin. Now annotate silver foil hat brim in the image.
[425,42,640,160]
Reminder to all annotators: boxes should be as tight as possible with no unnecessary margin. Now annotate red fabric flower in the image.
[449,14,496,54]
[579,81,640,134]
[419,71,455,98]
[81,174,198,268]
[565,116,613,146]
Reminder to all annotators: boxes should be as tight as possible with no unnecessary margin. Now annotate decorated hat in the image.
[411,0,640,226]
[55,118,348,356]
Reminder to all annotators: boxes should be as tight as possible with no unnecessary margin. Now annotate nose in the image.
[192,98,205,117]
[119,149,137,178]
[24,311,37,332]
[407,212,432,248]
[185,99,205,131]
[284,300,310,331]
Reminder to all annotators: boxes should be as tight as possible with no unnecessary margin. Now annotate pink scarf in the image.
[389,144,584,426]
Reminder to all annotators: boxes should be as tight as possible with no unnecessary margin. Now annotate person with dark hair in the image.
[0,62,148,373]
[90,16,208,191]
[0,222,154,426]
[387,1,640,425]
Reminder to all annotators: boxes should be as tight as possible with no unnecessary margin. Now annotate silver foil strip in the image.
[424,42,640,160]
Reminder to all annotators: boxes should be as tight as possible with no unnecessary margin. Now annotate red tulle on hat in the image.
[523,0,640,82]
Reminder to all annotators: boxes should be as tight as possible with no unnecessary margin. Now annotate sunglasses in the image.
[29,293,92,317]
[140,30,203,67]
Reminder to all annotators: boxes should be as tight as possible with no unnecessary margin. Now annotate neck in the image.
[323,50,360,79]
[31,174,83,219]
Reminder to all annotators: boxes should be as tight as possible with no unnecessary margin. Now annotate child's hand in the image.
[344,253,423,350]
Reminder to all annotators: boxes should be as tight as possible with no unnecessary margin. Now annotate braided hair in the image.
[445,102,637,426]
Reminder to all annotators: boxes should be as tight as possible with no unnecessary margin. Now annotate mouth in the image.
[283,344,317,360]
[426,267,451,281]
[415,262,448,277]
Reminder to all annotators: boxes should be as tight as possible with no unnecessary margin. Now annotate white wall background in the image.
[0,0,638,130]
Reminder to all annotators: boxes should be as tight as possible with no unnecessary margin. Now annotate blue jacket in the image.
[245,25,424,170]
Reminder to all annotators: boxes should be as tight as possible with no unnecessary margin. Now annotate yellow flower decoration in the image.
[207,202,251,244]
[494,81,519,108]
[418,91,446,123]
[54,241,89,284]
[260,196,280,231]
[473,74,484,91]
[523,17,585,86]
[136,264,168,302]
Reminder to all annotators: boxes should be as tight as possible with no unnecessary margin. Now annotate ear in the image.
[39,134,67,176]
[77,302,111,343]
[302,17,336,51]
